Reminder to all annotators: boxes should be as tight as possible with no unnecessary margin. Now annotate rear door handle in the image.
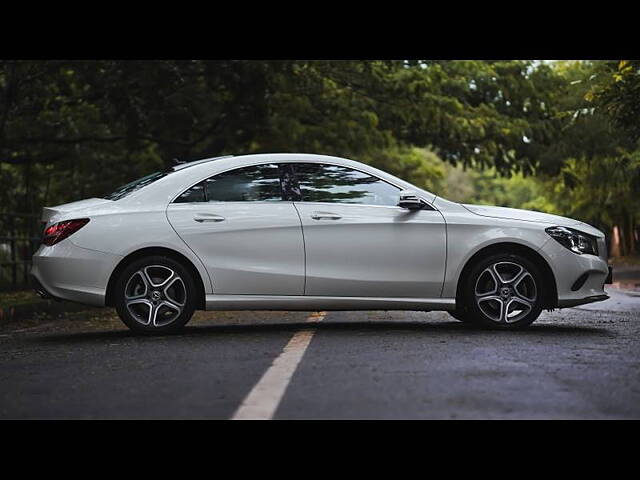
[194,213,225,223]
[311,211,342,220]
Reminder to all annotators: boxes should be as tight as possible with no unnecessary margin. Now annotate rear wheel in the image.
[114,255,197,335]
[461,253,543,329]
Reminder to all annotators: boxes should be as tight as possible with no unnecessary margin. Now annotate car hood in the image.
[41,198,112,223]
[462,204,579,225]
[461,204,604,237]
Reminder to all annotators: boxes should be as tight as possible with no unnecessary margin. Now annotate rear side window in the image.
[105,171,169,201]
[294,163,400,206]
[175,164,284,203]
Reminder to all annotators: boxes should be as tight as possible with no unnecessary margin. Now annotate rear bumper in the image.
[31,240,122,307]
[31,274,59,301]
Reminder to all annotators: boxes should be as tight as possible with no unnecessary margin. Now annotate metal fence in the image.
[0,212,42,291]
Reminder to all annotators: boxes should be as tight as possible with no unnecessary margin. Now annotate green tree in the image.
[587,60,640,143]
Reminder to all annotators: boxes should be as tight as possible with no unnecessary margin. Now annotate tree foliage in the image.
[0,60,569,211]
[587,60,640,143]
[0,59,638,254]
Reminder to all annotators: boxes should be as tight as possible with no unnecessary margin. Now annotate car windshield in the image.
[104,171,169,201]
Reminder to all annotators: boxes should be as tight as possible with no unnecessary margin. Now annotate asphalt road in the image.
[1,286,639,419]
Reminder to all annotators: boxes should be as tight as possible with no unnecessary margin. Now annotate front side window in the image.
[295,163,400,206]
[174,164,283,203]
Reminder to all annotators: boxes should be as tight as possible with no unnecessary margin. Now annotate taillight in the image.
[42,218,90,246]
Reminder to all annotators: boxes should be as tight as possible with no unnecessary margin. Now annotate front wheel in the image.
[114,255,197,335]
[461,253,543,329]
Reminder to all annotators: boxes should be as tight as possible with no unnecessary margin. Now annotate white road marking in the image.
[231,311,326,420]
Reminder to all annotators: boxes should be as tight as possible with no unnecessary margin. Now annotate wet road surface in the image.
[1,287,638,419]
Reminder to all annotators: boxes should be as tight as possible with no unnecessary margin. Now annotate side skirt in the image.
[205,295,456,311]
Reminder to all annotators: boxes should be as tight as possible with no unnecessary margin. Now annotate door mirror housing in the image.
[398,190,425,210]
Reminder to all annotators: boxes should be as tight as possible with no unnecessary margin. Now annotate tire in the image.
[114,255,197,335]
[448,309,472,323]
[460,252,543,329]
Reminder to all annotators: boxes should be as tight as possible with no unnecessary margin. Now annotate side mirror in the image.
[398,190,424,210]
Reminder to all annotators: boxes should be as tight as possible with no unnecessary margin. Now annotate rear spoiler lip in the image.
[40,197,112,224]
[41,207,60,224]
[171,155,233,171]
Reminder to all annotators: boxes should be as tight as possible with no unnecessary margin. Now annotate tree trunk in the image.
[611,225,622,258]
[629,214,637,255]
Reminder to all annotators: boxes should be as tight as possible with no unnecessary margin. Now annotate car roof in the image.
[173,153,349,169]
[171,155,234,171]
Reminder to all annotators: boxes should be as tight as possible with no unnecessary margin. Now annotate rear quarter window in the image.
[105,171,169,201]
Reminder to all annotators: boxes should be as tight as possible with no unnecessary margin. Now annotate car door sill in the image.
[205,295,455,311]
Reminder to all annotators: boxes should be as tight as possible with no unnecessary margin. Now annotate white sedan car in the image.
[31,153,612,333]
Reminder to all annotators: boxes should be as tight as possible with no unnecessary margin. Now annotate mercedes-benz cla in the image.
[31,154,612,333]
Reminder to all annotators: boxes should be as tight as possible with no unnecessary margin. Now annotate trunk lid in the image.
[41,198,112,223]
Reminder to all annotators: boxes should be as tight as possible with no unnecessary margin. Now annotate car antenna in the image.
[172,157,186,165]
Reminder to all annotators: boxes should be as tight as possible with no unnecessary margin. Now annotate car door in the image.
[166,163,305,295]
[291,163,446,298]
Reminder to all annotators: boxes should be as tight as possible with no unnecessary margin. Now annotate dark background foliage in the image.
[1,59,638,264]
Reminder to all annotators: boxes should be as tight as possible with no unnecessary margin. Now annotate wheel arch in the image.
[455,242,558,309]
[105,247,207,310]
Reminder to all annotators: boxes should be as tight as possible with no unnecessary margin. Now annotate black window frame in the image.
[172,161,434,209]
[173,163,294,204]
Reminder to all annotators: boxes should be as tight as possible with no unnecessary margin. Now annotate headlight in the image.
[545,226,598,255]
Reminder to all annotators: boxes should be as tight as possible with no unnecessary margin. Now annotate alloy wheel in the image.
[124,265,186,327]
[474,261,537,324]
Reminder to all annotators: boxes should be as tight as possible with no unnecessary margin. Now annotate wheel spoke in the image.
[160,300,181,313]
[504,298,532,323]
[486,267,499,291]
[511,295,532,310]
[501,299,510,323]
[514,272,537,302]
[476,289,496,298]
[150,303,160,327]
[514,288,534,305]
[163,276,186,306]
[155,271,175,288]
[477,295,504,322]
[475,267,498,296]
[125,271,148,300]
[511,269,528,287]
[494,262,524,284]
[126,298,153,325]
[143,265,175,288]
[142,268,156,288]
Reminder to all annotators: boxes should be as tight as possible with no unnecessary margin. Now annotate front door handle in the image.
[194,213,225,223]
[311,211,342,220]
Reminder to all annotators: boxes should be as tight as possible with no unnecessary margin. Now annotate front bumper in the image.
[31,239,122,307]
[557,294,609,308]
[540,237,610,308]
